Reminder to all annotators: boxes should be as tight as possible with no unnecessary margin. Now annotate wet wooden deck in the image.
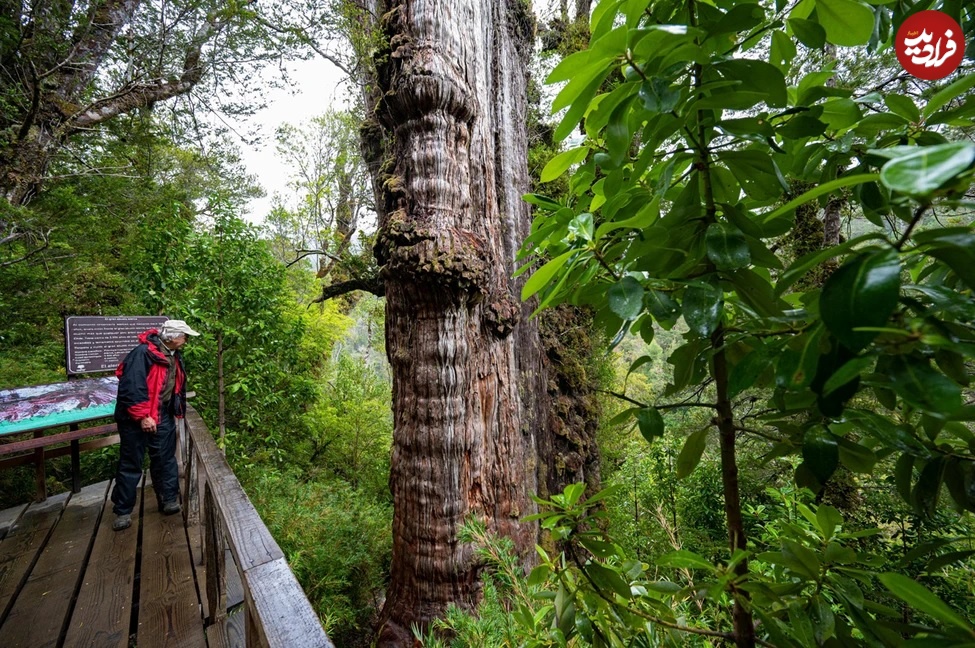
[0,477,242,648]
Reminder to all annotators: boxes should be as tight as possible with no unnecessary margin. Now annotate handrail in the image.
[181,405,334,648]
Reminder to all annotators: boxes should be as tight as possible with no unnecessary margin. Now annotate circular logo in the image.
[896,11,965,80]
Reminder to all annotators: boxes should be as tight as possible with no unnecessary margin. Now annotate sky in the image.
[239,57,348,222]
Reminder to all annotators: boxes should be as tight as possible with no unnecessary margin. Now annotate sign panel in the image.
[65,316,167,375]
[0,376,118,436]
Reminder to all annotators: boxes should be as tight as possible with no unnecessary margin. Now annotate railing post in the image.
[204,482,227,624]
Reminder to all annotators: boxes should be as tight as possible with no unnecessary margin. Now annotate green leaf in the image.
[777,326,824,391]
[816,505,843,540]
[944,458,975,513]
[789,18,826,48]
[586,562,632,599]
[522,250,576,301]
[706,223,751,271]
[676,428,709,479]
[683,281,724,338]
[770,30,798,72]
[728,347,772,397]
[815,0,875,46]
[822,355,875,396]
[646,289,680,328]
[608,276,644,320]
[837,437,877,473]
[820,248,901,352]
[636,407,665,443]
[639,78,681,113]
[877,573,975,633]
[889,355,963,417]
[657,550,716,571]
[820,98,863,131]
[922,72,975,120]
[761,174,879,226]
[803,426,839,484]
[541,146,589,183]
[884,94,920,123]
[879,142,975,197]
[714,59,787,107]
[717,150,786,200]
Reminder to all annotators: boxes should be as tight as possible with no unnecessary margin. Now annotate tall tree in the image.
[351,0,548,643]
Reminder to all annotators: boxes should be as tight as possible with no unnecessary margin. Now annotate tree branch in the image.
[310,276,385,305]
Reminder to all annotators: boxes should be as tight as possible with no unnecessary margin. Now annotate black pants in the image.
[110,406,179,515]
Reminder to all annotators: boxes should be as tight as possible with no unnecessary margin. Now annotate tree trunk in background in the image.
[358,1,546,644]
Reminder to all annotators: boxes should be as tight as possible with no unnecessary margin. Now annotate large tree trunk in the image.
[358,0,545,644]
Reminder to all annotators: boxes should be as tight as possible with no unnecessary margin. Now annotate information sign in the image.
[65,316,167,375]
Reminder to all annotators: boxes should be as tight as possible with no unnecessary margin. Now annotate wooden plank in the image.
[63,478,141,648]
[0,434,120,471]
[0,492,70,627]
[0,423,118,456]
[242,557,333,648]
[0,483,107,647]
[137,494,206,648]
[0,503,27,540]
[206,607,246,648]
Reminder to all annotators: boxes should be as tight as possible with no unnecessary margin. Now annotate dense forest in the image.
[1,0,974,647]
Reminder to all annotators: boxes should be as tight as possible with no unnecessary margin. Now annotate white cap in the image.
[161,319,200,336]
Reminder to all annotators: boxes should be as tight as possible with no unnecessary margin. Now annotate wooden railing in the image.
[181,405,334,648]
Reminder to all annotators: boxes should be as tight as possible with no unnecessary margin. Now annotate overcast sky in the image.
[239,57,348,222]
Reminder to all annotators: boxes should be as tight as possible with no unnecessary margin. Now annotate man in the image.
[111,319,200,531]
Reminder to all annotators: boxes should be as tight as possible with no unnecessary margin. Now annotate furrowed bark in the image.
[360,1,546,644]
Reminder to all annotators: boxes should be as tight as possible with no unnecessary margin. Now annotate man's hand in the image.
[141,416,157,433]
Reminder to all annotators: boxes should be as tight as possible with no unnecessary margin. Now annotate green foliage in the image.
[520,0,975,642]
[240,468,392,646]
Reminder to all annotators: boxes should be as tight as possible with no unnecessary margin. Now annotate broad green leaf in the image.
[646,289,680,328]
[717,150,786,200]
[803,426,839,484]
[815,0,875,46]
[820,98,862,130]
[762,174,879,226]
[819,248,900,352]
[777,326,824,390]
[547,49,592,84]
[657,550,716,571]
[706,223,751,270]
[889,355,963,417]
[877,573,975,633]
[913,457,946,517]
[639,78,681,113]
[884,94,920,123]
[683,281,724,338]
[775,228,884,295]
[816,505,842,540]
[770,29,797,72]
[879,142,975,197]
[822,355,875,396]
[636,407,664,443]
[837,437,878,473]
[541,146,589,183]
[676,428,709,479]
[944,458,975,513]
[714,59,787,107]
[608,276,644,320]
[922,72,975,119]
[788,18,826,48]
[554,73,611,142]
[522,250,576,300]
[728,347,772,397]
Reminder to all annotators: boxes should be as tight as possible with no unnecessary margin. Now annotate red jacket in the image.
[114,329,187,421]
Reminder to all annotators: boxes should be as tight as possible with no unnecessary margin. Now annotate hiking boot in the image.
[160,500,181,515]
[113,514,132,531]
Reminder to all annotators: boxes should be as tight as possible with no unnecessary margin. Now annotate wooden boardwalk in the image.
[0,477,241,648]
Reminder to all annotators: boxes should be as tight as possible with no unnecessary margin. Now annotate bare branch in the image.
[310,276,384,305]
